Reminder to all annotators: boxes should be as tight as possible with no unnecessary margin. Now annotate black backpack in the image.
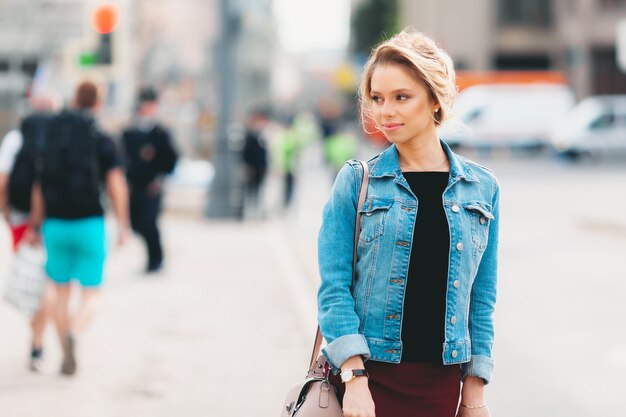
[41,110,100,216]
[7,113,51,212]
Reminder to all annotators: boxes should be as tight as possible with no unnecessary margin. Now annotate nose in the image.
[381,100,396,118]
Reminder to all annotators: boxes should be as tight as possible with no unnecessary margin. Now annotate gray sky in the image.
[273,0,350,54]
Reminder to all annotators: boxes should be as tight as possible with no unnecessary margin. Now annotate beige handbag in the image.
[281,160,369,417]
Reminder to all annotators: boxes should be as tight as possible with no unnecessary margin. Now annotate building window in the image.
[599,0,626,9]
[498,0,553,28]
[493,53,551,70]
[591,47,626,94]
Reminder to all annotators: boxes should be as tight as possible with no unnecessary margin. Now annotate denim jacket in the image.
[317,140,500,383]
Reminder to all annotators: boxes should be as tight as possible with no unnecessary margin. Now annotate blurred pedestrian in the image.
[317,30,500,417]
[30,80,130,376]
[122,87,178,273]
[0,92,60,372]
[273,117,302,208]
[323,130,357,181]
[241,108,269,219]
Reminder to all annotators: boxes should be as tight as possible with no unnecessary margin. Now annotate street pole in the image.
[206,0,242,219]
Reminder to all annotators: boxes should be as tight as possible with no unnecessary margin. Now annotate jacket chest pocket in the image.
[359,198,393,244]
[464,203,494,250]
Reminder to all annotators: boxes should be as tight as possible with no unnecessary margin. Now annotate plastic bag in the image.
[3,243,46,318]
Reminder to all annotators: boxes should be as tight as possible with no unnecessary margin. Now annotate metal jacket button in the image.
[451,350,458,358]
[450,316,457,324]
[480,216,486,224]
[453,280,460,288]
[452,205,460,213]
[456,242,464,251]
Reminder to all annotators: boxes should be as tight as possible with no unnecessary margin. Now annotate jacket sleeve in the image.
[461,179,500,384]
[317,161,371,371]
[157,127,178,174]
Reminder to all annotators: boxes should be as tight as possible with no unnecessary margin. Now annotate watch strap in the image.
[341,368,369,382]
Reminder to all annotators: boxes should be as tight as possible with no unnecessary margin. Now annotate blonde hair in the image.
[359,28,457,128]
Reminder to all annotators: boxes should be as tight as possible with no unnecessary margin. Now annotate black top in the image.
[241,128,268,176]
[42,110,122,219]
[122,124,178,190]
[401,171,450,363]
[8,113,52,212]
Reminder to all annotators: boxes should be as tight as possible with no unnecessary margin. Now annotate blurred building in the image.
[235,0,276,118]
[0,0,277,157]
[399,0,626,99]
[0,0,84,132]
[108,0,276,156]
[0,0,136,134]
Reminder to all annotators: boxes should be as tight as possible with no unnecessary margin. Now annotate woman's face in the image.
[369,64,438,146]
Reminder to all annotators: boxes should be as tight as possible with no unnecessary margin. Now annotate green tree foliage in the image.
[351,0,399,57]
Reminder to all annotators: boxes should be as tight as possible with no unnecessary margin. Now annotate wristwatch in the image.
[340,368,369,383]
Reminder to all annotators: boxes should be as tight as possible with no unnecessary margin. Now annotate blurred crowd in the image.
[0,80,179,375]
[0,77,363,376]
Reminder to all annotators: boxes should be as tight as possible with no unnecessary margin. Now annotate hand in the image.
[457,376,488,417]
[147,180,162,196]
[341,377,376,417]
[117,226,131,246]
[457,404,491,417]
[22,227,41,246]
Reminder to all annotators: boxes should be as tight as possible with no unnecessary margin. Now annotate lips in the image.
[382,123,403,131]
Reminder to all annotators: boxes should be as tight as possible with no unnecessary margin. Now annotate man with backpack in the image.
[121,87,178,273]
[0,93,60,372]
[30,80,130,376]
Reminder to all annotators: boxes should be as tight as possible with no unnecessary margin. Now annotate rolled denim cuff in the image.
[460,355,494,384]
[321,333,371,372]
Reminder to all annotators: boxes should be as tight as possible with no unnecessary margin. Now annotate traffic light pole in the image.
[206,0,242,219]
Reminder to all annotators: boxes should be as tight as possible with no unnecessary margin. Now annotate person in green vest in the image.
[323,130,358,181]
[273,117,301,208]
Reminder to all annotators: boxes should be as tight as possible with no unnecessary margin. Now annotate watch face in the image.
[340,370,353,382]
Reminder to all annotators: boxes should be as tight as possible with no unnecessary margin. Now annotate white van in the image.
[440,84,575,149]
[549,95,626,158]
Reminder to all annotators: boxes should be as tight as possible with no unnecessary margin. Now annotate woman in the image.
[317,29,500,417]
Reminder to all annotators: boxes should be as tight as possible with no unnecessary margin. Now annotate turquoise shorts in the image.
[42,216,107,288]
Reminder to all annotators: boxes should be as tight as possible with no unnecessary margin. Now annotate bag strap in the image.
[308,160,370,371]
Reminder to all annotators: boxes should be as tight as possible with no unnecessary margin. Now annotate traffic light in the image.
[92,4,119,35]
[91,4,119,65]
[96,33,112,65]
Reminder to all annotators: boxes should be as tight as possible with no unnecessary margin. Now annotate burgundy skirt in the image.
[329,361,461,417]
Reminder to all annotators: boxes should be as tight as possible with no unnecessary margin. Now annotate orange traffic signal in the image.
[92,3,120,34]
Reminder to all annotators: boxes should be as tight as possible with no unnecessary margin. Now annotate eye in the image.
[371,95,382,103]
[396,95,409,101]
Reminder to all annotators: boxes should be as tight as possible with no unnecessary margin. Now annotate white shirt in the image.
[0,129,28,225]
[0,129,23,174]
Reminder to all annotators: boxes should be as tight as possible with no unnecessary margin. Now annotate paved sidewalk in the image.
[0,215,316,417]
[4,144,626,417]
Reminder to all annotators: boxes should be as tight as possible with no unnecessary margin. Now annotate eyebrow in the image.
[370,88,414,95]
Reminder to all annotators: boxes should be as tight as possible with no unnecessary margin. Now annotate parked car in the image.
[440,83,575,149]
[549,95,626,158]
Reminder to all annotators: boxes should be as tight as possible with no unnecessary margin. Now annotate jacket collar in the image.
[369,140,479,183]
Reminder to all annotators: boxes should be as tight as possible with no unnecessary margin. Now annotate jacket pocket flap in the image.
[360,198,393,214]
[464,203,494,220]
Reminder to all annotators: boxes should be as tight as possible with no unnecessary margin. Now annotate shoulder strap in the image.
[309,160,370,371]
